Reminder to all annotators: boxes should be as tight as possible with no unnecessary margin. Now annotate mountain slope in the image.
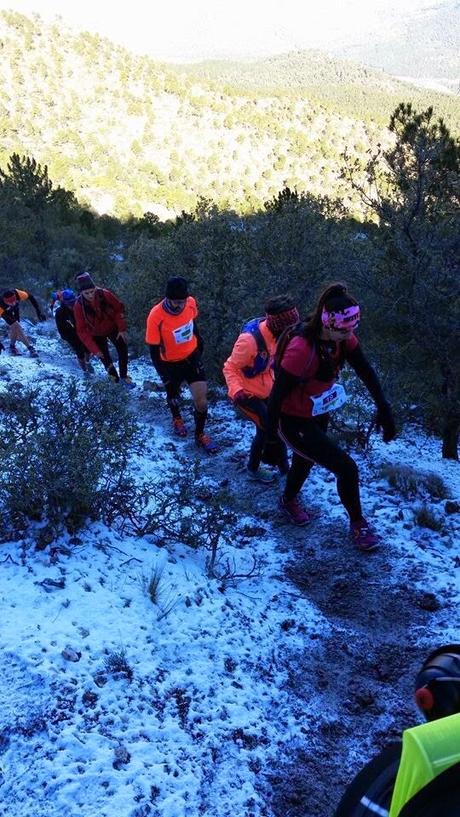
[332,0,460,91]
[0,11,458,219]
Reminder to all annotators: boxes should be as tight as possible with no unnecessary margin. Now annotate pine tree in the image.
[343,104,460,458]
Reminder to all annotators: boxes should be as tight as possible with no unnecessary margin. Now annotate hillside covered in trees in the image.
[0,11,458,458]
[332,0,460,91]
[0,10,458,219]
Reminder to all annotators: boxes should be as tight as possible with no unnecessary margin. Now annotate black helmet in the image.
[415,644,460,721]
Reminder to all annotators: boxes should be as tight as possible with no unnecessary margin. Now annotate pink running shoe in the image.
[173,418,187,438]
[279,495,314,526]
[350,519,380,552]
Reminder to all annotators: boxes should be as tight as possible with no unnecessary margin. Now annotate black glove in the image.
[375,401,396,443]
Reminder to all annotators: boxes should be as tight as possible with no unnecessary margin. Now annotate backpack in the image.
[274,321,347,382]
[240,317,270,378]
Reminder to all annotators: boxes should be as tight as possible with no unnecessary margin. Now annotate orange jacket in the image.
[223,319,277,400]
[145,297,198,362]
[0,289,30,324]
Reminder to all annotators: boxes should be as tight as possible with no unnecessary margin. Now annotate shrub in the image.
[381,463,449,501]
[141,563,165,605]
[0,379,141,537]
[104,647,133,680]
[413,504,445,532]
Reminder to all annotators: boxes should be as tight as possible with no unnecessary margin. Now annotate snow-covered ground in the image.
[0,319,458,817]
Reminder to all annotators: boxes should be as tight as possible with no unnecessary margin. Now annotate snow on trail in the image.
[0,319,458,817]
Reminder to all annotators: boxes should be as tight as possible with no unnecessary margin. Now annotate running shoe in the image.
[173,418,187,437]
[195,433,218,454]
[247,466,276,484]
[350,519,380,552]
[280,495,314,526]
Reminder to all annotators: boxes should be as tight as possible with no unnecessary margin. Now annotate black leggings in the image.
[237,396,289,472]
[279,413,362,522]
[237,396,270,471]
[93,331,128,380]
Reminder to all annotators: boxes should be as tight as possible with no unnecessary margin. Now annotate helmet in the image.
[415,645,460,721]
[62,288,76,306]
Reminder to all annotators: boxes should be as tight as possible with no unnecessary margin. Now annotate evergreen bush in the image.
[0,379,141,538]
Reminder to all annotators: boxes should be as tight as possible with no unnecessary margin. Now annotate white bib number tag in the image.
[172,319,194,345]
[310,383,348,416]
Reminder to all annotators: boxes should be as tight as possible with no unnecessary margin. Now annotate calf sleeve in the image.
[166,381,182,419]
[194,408,207,436]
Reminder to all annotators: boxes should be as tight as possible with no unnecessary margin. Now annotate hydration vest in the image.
[240,318,269,378]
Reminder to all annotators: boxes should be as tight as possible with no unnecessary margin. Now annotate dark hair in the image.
[304,281,358,339]
[264,293,296,315]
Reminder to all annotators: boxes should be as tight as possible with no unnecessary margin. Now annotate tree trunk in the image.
[442,418,459,460]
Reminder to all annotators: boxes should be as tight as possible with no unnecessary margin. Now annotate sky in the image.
[3,0,437,61]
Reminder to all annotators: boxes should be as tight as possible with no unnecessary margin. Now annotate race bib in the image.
[310,383,348,416]
[172,319,194,344]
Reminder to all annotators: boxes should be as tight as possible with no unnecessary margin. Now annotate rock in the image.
[142,380,159,392]
[82,690,98,707]
[415,591,441,612]
[61,646,82,662]
[445,500,460,515]
[38,577,66,591]
[113,744,131,769]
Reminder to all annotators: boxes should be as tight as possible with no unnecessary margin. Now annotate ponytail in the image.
[304,281,357,339]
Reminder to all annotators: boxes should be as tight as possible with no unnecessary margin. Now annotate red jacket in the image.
[281,334,359,418]
[74,288,127,356]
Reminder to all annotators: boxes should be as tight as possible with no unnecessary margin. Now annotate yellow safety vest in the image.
[389,712,460,817]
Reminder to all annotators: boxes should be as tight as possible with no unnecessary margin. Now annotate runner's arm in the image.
[346,346,396,441]
[267,367,301,437]
[27,293,46,321]
[149,344,168,381]
[193,320,203,354]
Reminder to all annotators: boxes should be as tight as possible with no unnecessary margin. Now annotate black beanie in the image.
[76,272,96,292]
[165,276,188,300]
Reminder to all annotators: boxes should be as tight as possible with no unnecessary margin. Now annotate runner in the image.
[145,276,217,453]
[0,287,46,356]
[73,272,134,387]
[223,294,299,483]
[54,288,93,373]
[268,281,396,550]
[334,645,460,817]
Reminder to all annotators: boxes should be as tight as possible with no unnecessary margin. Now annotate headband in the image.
[321,304,360,330]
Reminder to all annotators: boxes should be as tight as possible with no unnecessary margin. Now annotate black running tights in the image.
[278,413,362,522]
[93,332,128,380]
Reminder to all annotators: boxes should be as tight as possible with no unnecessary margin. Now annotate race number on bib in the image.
[310,383,348,416]
[172,319,194,344]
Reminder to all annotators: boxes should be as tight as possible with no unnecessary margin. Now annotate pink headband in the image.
[321,304,360,330]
